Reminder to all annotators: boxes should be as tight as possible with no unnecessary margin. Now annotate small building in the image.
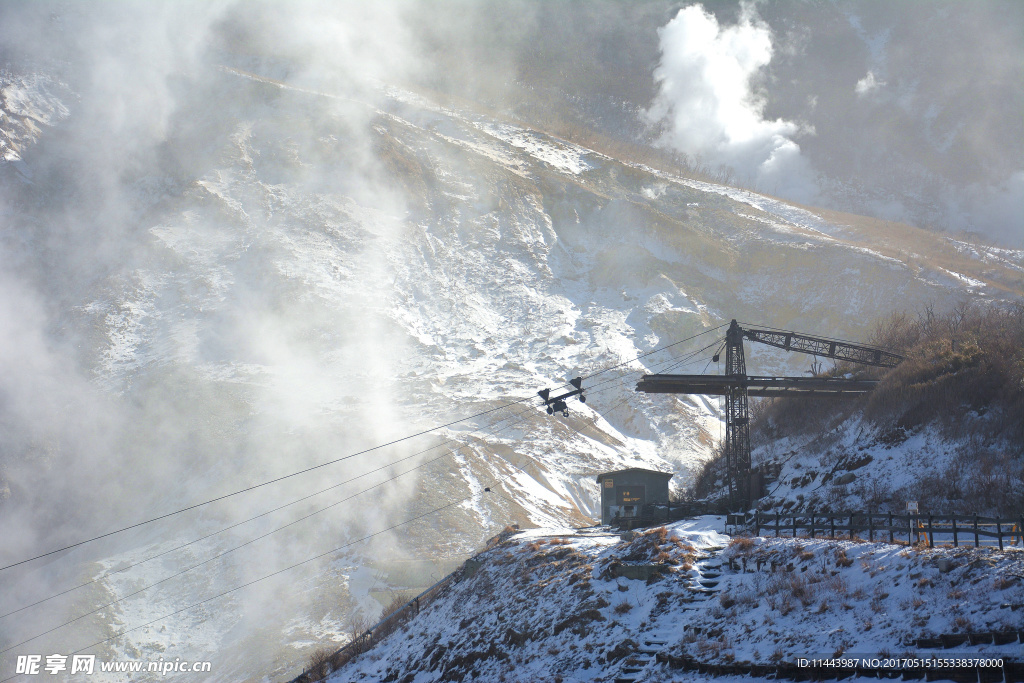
[596,468,673,525]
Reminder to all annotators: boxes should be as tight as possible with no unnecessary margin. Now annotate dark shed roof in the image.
[595,467,674,484]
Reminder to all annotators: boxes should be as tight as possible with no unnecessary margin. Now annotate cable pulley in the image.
[537,377,585,417]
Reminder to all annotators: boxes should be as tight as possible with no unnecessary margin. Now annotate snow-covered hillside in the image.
[328,519,1024,682]
[749,413,1023,518]
[1,61,1021,683]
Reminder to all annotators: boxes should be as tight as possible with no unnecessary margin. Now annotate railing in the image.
[286,525,520,682]
[730,510,1024,550]
[612,502,730,530]
[287,569,463,683]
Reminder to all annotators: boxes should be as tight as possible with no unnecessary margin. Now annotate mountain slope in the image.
[325,520,1024,683]
[1,64,1021,682]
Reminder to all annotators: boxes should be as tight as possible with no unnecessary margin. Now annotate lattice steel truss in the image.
[637,319,904,510]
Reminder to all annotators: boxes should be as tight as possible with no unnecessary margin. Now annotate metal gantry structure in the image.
[538,377,586,416]
[637,320,903,510]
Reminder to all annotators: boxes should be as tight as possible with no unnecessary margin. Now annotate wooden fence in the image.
[727,511,1024,550]
[287,525,521,682]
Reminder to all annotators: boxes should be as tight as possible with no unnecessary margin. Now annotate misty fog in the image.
[0,1,1020,680]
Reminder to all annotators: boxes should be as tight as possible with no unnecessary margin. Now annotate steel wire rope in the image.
[0,341,731,675]
[1,323,728,574]
[9,347,703,655]
[0,401,531,622]
[0,488,491,683]
[577,322,727,384]
[568,335,725,398]
[536,347,723,475]
[2,328,726,629]
[0,402,543,654]
[473,348,712,484]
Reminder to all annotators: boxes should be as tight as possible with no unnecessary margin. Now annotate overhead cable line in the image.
[578,322,727,383]
[0,403,541,652]
[0,403,528,621]
[2,330,730,672]
[6,338,718,641]
[0,401,536,573]
[0,490,484,683]
[1,322,727,573]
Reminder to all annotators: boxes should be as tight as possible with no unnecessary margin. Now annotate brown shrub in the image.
[379,594,409,622]
[305,646,334,681]
[729,537,756,553]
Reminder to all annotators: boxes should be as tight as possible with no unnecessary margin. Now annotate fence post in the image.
[997,520,1003,551]
[888,512,893,544]
[830,515,835,539]
[869,512,874,542]
[775,512,780,538]
[952,517,958,547]
[973,514,979,548]
[755,511,760,537]
[850,513,856,541]
[809,510,815,539]
[793,514,798,538]
[928,515,934,548]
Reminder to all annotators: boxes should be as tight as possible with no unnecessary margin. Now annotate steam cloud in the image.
[645,3,819,203]
[0,2,434,676]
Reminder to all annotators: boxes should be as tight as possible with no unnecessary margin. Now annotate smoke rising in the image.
[1,1,1021,680]
[645,3,819,203]
[0,2,444,677]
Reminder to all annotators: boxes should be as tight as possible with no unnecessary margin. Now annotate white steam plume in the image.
[645,3,819,203]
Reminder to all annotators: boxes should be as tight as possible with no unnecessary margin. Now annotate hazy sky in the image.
[0,1,1020,677]
[412,0,1024,246]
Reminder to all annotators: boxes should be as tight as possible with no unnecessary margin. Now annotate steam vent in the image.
[596,468,672,525]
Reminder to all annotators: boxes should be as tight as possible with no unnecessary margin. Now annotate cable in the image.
[0,403,526,621]
[700,341,727,375]
[1,333,730,674]
[1,323,727,574]
[573,335,724,398]
[0,400,540,573]
[4,328,724,626]
[653,339,724,376]
[578,322,727,382]
[26,494,476,680]
[547,346,722,470]
[0,403,540,653]
[0,468,536,683]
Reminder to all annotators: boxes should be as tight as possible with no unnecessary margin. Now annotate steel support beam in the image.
[636,375,879,397]
[742,328,902,368]
[724,320,750,511]
[635,319,900,513]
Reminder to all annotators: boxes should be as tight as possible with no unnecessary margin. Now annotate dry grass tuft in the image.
[613,600,633,615]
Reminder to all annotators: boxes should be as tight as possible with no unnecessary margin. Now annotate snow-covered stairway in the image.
[681,550,726,608]
[614,636,669,683]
